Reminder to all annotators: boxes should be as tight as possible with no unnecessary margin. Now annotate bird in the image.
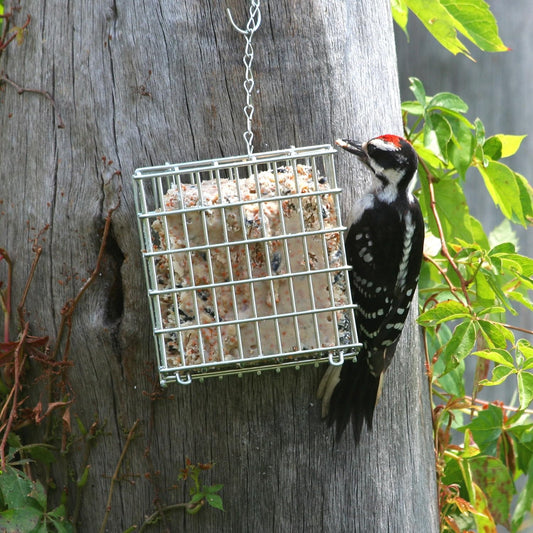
[318,134,425,444]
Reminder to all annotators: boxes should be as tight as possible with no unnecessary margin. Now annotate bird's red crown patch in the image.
[378,134,404,148]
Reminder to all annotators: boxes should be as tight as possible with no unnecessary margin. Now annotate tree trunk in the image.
[0,1,438,531]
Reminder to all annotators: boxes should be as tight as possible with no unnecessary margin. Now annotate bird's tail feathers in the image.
[319,355,380,444]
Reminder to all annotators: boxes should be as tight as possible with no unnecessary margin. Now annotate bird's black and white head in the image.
[336,135,418,202]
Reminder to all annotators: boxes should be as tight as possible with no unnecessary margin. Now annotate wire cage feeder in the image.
[132,145,360,385]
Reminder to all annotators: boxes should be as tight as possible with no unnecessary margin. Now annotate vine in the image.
[393,1,533,530]
[404,78,533,531]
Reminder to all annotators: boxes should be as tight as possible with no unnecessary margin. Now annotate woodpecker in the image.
[318,134,425,444]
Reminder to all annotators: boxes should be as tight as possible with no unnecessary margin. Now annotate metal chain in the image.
[227,1,262,156]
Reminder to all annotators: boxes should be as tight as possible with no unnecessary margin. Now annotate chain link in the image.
[227,1,261,156]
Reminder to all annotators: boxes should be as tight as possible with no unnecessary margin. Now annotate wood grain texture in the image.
[0,1,438,531]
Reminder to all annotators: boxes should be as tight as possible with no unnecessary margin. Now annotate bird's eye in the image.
[367,143,399,169]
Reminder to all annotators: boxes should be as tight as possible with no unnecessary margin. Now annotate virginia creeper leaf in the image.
[485,134,527,160]
[474,349,514,369]
[518,371,533,410]
[428,92,469,113]
[418,300,471,326]
[443,319,477,371]
[463,404,503,456]
[477,161,527,226]
[477,319,514,349]
[479,365,514,387]
[469,456,514,529]
[440,0,509,52]
[511,458,533,532]
[391,0,409,35]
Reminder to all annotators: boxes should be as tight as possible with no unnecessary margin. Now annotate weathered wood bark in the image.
[1,1,438,531]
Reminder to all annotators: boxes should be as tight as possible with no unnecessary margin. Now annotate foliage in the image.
[126,460,224,531]
[0,225,222,531]
[0,5,30,56]
[392,0,509,60]
[403,77,533,532]
[178,459,224,514]
[0,464,72,533]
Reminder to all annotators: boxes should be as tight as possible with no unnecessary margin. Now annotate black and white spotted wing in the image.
[345,194,424,376]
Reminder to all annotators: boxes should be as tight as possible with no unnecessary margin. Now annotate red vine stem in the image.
[0,322,29,469]
[420,158,472,307]
[502,323,533,337]
[464,395,533,416]
[51,198,121,362]
[0,248,13,343]
[98,419,140,533]
[0,73,65,129]
[16,242,43,326]
[423,253,465,305]
[0,14,30,53]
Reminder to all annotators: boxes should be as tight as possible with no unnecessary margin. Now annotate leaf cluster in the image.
[178,458,224,514]
[392,0,509,60]
[404,76,533,532]
[0,464,72,533]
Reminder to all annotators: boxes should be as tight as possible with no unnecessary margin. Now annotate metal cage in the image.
[132,144,360,385]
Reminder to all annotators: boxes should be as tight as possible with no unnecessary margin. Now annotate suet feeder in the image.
[131,2,360,385]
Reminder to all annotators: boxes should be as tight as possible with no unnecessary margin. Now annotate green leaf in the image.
[0,468,34,510]
[47,505,75,533]
[512,457,533,532]
[401,100,424,116]
[438,360,467,397]
[515,172,533,223]
[510,424,533,474]
[428,92,469,113]
[443,319,477,372]
[485,134,527,160]
[474,271,496,303]
[408,77,427,107]
[28,481,46,511]
[479,365,514,387]
[440,0,509,52]
[205,484,223,494]
[406,0,508,59]
[461,404,503,456]
[406,0,473,58]
[418,300,471,326]
[446,117,475,179]
[471,482,498,532]
[75,416,88,436]
[477,160,527,226]
[424,112,452,160]
[391,0,409,35]
[418,170,489,247]
[0,508,42,532]
[25,445,55,466]
[76,465,90,488]
[483,136,502,161]
[474,349,514,369]
[518,371,533,410]
[518,340,533,364]
[488,219,519,249]
[189,492,204,504]
[477,319,514,349]
[469,455,515,529]
[205,493,224,511]
[509,291,533,313]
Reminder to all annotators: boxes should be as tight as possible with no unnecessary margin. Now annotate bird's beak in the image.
[335,138,368,163]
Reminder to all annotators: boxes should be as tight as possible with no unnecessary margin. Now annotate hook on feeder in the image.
[225,1,262,156]
[226,3,262,36]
